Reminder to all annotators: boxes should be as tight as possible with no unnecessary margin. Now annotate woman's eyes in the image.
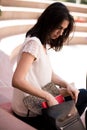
[57,26,63,30]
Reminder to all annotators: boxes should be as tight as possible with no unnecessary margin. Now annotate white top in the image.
[12,37,52,117]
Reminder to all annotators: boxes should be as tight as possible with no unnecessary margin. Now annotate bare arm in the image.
[12,52,58,106]
[52,71,68,88]
[52,71,79,103]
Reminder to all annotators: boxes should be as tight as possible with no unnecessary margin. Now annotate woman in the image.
[12,2,85,130]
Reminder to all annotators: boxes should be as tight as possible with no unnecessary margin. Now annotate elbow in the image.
[12,74,23,89]
[12,75,18,88]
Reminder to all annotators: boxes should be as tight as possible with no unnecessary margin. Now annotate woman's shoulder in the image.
[20,36,42,58]
[24,36,41,46]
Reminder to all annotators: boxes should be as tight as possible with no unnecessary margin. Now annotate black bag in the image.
[42,100,86,130]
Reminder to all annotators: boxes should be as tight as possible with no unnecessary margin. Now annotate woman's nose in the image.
[59,29,64,36]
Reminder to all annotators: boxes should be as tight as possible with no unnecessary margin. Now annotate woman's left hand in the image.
[59,83,79,103]
[66,83,80,103]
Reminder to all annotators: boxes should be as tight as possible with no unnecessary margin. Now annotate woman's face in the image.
[50,20,69,39]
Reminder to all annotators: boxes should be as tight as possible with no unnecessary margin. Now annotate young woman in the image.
[12,2,86,130]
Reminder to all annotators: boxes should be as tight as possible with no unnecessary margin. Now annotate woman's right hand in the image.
[45,92,58,107]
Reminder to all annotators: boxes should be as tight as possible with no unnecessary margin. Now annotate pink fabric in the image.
[0,87,13,103]
[0,108,36,130]
[0,102,12,113]
[0,50,13,88]
[0,87,13,113]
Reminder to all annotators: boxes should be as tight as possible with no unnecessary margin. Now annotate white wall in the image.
[48,45,87,89]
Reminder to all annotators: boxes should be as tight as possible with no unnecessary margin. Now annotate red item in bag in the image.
[42,95,65,108]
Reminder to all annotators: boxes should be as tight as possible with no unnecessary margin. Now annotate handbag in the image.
[42,100,86,130]
[23,82,60,115]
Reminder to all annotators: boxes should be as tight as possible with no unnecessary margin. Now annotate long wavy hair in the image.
[26,2,74,51]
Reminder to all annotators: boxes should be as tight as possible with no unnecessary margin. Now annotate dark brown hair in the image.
[26,2,74,51]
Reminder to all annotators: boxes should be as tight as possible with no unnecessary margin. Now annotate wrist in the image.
[59,81,68,88]
[42,91,53,101]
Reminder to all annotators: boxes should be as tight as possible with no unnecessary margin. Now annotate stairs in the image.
[0,0,87,44]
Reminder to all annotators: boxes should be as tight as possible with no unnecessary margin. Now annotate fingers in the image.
[68,91,75,100]
[46,94,59,107]
[74,90,80,103]
[67,83,80,103]
[47,99,58,107]
[70,89,79,103]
